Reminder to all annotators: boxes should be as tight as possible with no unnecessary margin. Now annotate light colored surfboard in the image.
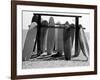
[70,24,75,46]
[63,22,72,60]
[78,25,89,59]
[47,17,55,55]
[22,22,37,61]
[55,22,64,54]
[40,20,48,53]
[70,24,81,57]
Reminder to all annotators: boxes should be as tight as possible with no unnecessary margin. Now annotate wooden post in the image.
[37,14,41,55]
[74,17,79,57]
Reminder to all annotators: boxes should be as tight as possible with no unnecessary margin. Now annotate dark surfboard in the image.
[63,22,72,60]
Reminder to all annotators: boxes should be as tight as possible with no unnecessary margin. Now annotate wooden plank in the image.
[34,13,82,17]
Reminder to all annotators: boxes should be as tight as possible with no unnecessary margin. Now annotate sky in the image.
[22,10,90,32]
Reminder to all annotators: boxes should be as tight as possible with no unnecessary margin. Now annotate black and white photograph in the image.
[11,1,97,79]
[22,11,90,68]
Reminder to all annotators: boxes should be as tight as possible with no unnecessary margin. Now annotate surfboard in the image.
[63,21,72,60]
[78,25,89,59]
[22,22,37,61]
[70,24,75,46]
[40,20,48,54]
[47,17,55,55]
[22,14,39,61]
[70,24,81,57]
[55,22,64,56]
[72,40,81,57]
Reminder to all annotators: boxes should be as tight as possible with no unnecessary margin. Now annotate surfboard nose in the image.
[41,20,48,26]
[64,21,70,29]
[49,17,55,26]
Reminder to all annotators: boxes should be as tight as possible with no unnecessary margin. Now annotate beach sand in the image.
[22,29,89,69]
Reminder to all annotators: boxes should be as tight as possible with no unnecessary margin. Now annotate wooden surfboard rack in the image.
[34,13,82,60]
